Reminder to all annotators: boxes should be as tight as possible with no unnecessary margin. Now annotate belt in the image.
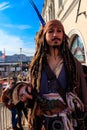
[35,99,67,116]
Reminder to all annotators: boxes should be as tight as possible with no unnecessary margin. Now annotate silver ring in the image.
[52,120,63,130]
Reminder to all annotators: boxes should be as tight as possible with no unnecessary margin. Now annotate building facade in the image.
[42,0,87,67]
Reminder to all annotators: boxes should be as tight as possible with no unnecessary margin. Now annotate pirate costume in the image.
[25,20,87,130]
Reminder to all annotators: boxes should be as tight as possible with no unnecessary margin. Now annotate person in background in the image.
[12,81,28,130]
[0,82,3,102]
[1,79,20,130]
[18,19,87,130]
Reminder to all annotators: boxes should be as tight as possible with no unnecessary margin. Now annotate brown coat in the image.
[74,58,87,111]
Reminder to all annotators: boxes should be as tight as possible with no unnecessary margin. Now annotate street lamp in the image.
[20,48,22,72]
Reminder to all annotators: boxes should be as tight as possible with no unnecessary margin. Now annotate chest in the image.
[47,56,62,73]
[40,64,68,94]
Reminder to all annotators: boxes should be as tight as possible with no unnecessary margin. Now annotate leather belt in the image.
[35,99,67,116]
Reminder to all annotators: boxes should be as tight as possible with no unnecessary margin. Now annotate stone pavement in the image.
[8,119,29,130]
[8,125,29,130]
[0,102,29,130]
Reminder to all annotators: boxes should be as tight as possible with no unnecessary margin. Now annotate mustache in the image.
[51,37,62,41]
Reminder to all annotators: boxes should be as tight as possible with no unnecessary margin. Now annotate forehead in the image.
[48,22,62,27]
[44,22,64,34]
[47,25,63,30]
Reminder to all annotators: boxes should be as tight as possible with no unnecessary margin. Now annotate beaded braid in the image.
[30,50,42,91]
[30,51,47,92]
[29,44,47,127]
[29,29,47,91]
[61,35,78,92]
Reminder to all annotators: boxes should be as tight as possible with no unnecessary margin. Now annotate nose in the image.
[53,31,58,36]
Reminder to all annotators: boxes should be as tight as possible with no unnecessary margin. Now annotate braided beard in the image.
[47,45,61,59]
[52,44,60,49]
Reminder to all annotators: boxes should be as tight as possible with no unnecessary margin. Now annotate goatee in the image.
[52,45,60,49]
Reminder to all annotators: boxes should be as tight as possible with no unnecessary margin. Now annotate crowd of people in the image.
[0,19,87,130]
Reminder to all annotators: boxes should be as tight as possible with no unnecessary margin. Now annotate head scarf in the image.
[43,19,65,34]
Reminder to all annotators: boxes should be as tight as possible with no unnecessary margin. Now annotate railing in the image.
[0,103,12,130]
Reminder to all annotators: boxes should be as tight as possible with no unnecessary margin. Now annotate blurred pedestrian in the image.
[1,82,20,130]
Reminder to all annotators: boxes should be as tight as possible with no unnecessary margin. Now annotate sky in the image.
[0,0,44,56]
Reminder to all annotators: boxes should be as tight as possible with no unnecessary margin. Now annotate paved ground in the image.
[8,125,28,130]
[8,119,29,130]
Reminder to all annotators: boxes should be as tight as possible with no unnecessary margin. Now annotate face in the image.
[19,86,28,102]
[45,26,63,47]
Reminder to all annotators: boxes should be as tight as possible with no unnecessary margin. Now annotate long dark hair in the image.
[30,29,78,92]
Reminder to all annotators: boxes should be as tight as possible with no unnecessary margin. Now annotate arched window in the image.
[70,35,85,63]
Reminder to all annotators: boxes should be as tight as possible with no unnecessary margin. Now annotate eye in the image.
[47,29,54,33]
[57,29,63,33]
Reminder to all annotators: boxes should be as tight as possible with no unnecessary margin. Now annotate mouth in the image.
[51,37,62,41]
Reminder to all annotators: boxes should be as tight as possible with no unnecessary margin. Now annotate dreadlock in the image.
[61,35,78,92]
[29,28,47,91]
[29,28,78,93]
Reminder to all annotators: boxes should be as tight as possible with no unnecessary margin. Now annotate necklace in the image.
[47,54,62,62]
[47,54,62,71]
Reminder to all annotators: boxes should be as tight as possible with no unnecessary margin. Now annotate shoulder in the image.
[1,88,10,106]
[73,57,83,68]
[74,57,81,64]
[2,88,10,99]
